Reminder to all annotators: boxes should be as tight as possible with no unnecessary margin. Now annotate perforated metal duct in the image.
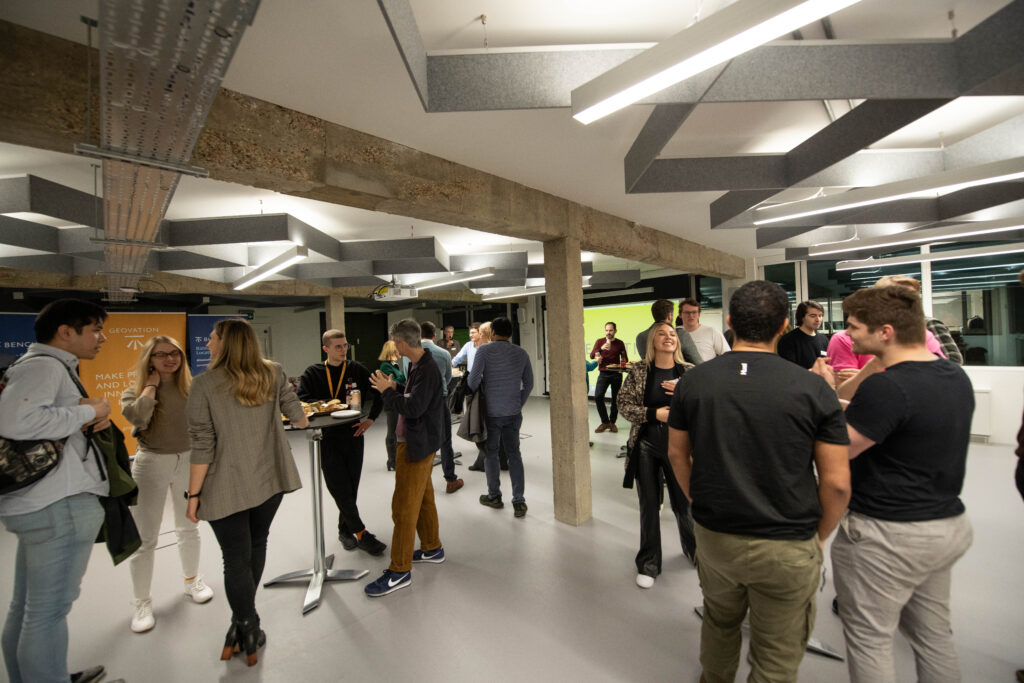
[96,0,260,300]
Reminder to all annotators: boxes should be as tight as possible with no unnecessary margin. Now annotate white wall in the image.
[387,307,441,330]
[208,305,322,379]
[962,366,1024,445]
[518,295,544,397]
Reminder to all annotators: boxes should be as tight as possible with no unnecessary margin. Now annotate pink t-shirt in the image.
[827,329,946,370]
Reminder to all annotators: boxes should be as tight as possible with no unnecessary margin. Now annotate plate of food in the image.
[283,400,347,423]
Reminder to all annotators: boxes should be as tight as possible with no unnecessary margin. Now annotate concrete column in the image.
[543,236,592,526]
[326,294,345,331]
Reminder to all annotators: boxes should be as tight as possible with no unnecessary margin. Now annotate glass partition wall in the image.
[802,244,1024,366]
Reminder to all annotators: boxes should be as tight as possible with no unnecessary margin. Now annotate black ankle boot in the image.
[236,615,265,667]
[220,621,239,660]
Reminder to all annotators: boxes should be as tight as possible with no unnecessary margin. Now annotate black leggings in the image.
[594,371,622,424]
[635,427,695,577]
[208,492,283,621]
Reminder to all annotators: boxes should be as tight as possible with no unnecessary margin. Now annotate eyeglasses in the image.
[151,350,182,360]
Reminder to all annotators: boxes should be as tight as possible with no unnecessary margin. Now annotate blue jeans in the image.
[484,413,524,503]
[440,400,457,482]
[2,493,104,683]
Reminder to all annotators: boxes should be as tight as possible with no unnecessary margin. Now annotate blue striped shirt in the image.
[467,340,533,417]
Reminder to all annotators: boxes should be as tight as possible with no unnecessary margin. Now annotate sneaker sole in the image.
[366,579,410,597]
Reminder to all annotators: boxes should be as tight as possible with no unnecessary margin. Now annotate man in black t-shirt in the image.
[831,286,974,683]
[298,329,386,556]
[777,299,829,369]
[667,281,850,683]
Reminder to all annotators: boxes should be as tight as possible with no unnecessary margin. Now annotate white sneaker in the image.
[184,576,214,604]
[131,598,155,633]
[635,573,655,589]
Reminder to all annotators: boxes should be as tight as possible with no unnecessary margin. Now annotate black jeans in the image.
[208,492,283,621]
[594,370,622,424]
[635,425,695,577]
[384,408,398,468]
[440,400,457,482]
[321,427,365,536]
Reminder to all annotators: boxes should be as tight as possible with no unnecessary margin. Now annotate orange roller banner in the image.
[78,312,187,455]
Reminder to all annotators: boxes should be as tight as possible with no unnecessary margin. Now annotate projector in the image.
[374,286,419,301]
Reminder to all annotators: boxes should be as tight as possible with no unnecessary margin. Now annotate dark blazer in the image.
[382,352,444,462]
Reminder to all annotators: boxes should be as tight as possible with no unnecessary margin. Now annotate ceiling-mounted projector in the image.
[374,285,419,301]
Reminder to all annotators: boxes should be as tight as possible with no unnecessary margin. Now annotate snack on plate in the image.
[298,400,348,417]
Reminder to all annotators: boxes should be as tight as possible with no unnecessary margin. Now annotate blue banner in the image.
[0,313,37,368]
[186,314,244,375]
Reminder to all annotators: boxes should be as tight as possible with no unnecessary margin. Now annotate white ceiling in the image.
[1,0,1022,277]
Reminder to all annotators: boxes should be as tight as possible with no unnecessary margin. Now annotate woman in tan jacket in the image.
[121,335,213,634]
[185,319,307,666]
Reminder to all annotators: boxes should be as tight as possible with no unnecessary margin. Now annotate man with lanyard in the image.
[298,329,385,555]
[0,299,113,683]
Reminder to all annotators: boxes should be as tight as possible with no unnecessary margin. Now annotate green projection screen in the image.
[582,302,655,393]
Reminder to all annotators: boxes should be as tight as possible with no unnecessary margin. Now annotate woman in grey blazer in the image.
[185,319,308,667]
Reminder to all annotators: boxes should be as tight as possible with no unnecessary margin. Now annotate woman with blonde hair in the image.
[121,335,213,634]
[185,319,307,666]
[378,340,405,471]
[617,322,695,588]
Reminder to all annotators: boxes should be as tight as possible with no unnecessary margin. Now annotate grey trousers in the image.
[831,511,973,683]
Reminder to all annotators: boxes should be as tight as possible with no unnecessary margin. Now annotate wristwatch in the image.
[183,490,202,500]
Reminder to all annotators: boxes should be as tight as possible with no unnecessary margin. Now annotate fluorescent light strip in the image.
[808,218,1024,257]
[931,272,1022,283]
[849,270,919,281]
[836,242,1024,271]
[233,245,309,290]
[932,261,1024,275]
[755,157,1024,226]
[482,287,546,301]
[571,0,862,124]
[932,279,1018,289]
[413,268,496,292]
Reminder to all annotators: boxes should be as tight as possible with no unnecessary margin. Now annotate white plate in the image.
[331,409,362,419]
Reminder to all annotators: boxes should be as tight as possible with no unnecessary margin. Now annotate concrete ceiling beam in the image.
[0,21,745,281]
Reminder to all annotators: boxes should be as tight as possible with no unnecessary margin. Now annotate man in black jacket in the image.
[365,319,446,597]
[297,329,386,556]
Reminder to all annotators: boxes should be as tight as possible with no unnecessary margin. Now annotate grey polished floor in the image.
[1,397,1021,682]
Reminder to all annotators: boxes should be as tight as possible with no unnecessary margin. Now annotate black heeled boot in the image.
[220,621,240,660]
[236,615,266,667]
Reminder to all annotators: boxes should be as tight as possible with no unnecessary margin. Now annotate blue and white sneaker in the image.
[364,569,411,597]
[412,546,445,564]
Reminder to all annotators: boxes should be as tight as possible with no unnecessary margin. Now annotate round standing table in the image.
[263,413,369,613]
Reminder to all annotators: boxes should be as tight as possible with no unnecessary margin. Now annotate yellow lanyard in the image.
[325,361,347,400]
